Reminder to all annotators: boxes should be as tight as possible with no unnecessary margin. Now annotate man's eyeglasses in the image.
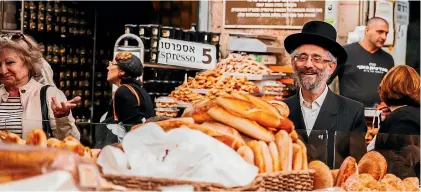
[0,33,33,49]
[293,53,334,65]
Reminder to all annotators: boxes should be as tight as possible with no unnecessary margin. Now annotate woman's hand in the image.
[376,102,391,121]
[51,96,81,118]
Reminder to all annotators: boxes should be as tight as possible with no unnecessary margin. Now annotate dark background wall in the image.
[406,1,420,73]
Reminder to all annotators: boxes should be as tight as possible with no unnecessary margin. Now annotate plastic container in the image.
[155,108,179,118]
[155,96,177,108]
[262,81,285,93]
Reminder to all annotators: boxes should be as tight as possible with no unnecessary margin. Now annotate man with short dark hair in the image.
[282,21,367,168]
[328,17,395,107]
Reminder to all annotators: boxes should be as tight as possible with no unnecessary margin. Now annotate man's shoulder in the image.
[343,42,359,50]
[332,92,365,111]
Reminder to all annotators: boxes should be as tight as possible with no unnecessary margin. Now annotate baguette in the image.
[295,139,308,170]
[237,146,254,165]
[242,93,282,118]
[267,100,290,117]
[268,141,281,172]
[247,140,265,173]
[275,130,293,171]
[292,143,303,171]
[215,97,295,133]
[181,99,217,123]
[208,106,275,142]
[200,121,246,150]
[258,141,273,173]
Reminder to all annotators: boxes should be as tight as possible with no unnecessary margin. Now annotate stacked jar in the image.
[155,97,179,118]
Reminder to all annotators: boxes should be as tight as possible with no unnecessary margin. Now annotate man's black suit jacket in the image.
[284,89,367,168]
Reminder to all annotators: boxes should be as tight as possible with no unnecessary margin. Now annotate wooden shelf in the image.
[144,63,203,71]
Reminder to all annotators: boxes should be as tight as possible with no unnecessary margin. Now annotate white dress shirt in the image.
[299,85,329,136]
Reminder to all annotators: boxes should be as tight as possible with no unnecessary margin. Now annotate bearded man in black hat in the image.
[282,21,367,168]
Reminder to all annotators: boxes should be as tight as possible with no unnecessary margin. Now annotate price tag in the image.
[158,38,217,70]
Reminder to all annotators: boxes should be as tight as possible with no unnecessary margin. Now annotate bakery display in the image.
[215,56,272,75]
[0,129,95,160]
[323,151,421,191]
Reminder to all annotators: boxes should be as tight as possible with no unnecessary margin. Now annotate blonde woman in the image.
[0,33,80,140]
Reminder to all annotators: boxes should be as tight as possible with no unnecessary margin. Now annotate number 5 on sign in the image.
[158,38,217,70]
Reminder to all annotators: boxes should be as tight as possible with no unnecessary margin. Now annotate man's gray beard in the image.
[293,68,330,93]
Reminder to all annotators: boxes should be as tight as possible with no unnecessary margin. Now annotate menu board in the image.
[224,0,326,29]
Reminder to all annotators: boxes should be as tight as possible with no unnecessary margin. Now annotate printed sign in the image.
[158,38,217,70]
[395,1,409,25]
[224,0,325,29]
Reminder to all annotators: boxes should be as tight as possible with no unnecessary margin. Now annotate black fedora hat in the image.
[284,21,347,65]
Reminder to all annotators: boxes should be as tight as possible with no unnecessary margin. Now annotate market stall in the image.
[0,94,419,191]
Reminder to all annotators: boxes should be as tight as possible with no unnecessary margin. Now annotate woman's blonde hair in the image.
[378,65,420,107]
[0,34,43,78]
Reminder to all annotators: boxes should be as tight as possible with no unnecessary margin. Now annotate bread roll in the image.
[292,143,303,171]
[258,141,273,173]
[308,160,334,189]
[268,141,281,172]
[295,139,308,170]
[335,156,358,187]
[247,140,265,173]
[26,129,47,147]
[275,130,293,171]
[237,146,254,165]
[208,106,275,142]
[200,121,246,150]
[358,151,387,180]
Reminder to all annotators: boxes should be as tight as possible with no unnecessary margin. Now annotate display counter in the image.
[0,109,419,191]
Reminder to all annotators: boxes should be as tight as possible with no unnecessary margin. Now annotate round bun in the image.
[26,129,47,147]
[335,156,358,187]
[358,151,387,180]
[308,160,334,189]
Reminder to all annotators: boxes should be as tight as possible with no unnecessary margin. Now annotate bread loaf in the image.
[308,160,334,189]
[275,130,293,171]
[208,106,275,142]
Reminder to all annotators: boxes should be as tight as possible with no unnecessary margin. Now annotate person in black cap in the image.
[94,52,155,147]
[106,51,155,124]
[281,21,367,168]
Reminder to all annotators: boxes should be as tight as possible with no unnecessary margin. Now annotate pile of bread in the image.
[185,70,222,89]
[205,76,259,100]
[170,70,260,103]
[0,129,98,160]
[215,56,272,75]
[168,86,205,104]
[136,93,304,174]
[309,151,419,191]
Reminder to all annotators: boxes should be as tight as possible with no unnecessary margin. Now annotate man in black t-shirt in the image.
[328,17,395,107]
